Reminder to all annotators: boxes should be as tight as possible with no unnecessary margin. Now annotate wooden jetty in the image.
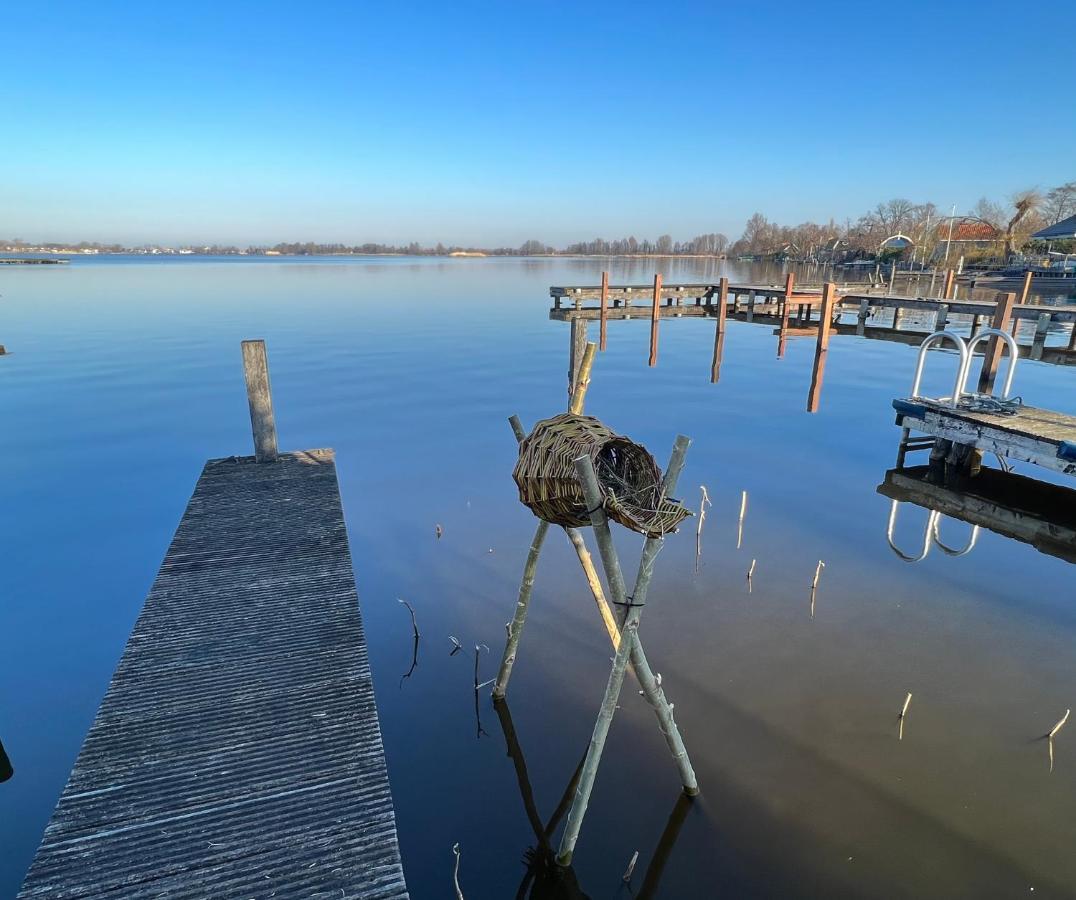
[18,342,408,900]
[879,465,1076,564]
[550,278,1076,370]
[0,257,69,264]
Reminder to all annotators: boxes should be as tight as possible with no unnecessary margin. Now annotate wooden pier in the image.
[550,278,1076,370]
[18,344,408,900]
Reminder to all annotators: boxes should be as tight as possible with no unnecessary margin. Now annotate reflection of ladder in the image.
[885,500,979,562]
[895,328,1020,469]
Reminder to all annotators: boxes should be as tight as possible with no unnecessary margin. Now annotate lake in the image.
[2,256,1075,898]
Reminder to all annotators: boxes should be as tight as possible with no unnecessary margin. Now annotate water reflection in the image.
[493,699,690,898]
[878,462,1076,563]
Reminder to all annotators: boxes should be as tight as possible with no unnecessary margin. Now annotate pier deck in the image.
[893,399,1076,477]
[18,449,408,900]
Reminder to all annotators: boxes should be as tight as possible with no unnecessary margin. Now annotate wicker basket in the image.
[512,413,691,537]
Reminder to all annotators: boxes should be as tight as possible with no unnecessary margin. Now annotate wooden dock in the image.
[18,344,408,899]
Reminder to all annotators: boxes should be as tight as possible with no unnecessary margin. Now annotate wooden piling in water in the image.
[569,317,588,396]
[778,272,795,358]
[1018,270,1034,306]
[649,274,662,366]
[1031,311,1052,361]
[599,270,609,351]
[942,269,956,300]
[977,291,1017,394]
[241,339,278,462]
[710,276,728,384]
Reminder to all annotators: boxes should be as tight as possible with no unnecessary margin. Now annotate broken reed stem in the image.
[900,692,913,719]
[452,843,464,899]
[623,850,640,883]
[568,341,598,415]
[811,560,826,590]
[397,598,419,638]
[695,485,711,575]
[737,490,748,549]
[508,414,527,444]
[493,519,550,699]
[1048,708,1070,739]
[557,437,697,867]
[747,559,756,579]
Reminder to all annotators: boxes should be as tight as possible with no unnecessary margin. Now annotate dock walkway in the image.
[18,448,408,899]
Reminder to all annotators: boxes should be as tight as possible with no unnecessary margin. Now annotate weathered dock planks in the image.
[893,400,1076,477]
[18,449,408,900]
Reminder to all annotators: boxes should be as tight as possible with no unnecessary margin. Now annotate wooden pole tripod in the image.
[493,341,699,866]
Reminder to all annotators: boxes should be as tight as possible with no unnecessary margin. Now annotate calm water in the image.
[2,256,1075,899]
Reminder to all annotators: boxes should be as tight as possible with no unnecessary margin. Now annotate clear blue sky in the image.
[2,0,1073,247]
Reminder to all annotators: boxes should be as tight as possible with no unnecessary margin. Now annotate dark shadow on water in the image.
[0,738,12,784]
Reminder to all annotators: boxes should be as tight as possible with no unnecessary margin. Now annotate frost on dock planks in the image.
[18,450,409,900]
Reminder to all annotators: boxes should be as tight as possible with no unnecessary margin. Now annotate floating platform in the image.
[18,450,408,900]
[879,465,1076,563]
[893,399,1076,477]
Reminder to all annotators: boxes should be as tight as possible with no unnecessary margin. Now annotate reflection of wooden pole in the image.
[710,277,728,383]
[569,317,588,397]
[649,274,662,366]
[599,270,610,351]
[636,792,693,900]
[778,273,795,358]
[807,282,836,412]
[977,291,1016,394]
[493,519,549,699]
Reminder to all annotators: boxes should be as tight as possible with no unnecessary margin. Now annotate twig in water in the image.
[398,598,420,638]
[737,490,748,549]
[898,692,912,741]
[449,635,462,656]
[452,843,464,899]
[1048,708,1070,739]
[623,850,639,883]
[436,523,443,539]
[695,486,711,575]
[472,645,491,738]
[811,560,826,591]
[747,558,756,593]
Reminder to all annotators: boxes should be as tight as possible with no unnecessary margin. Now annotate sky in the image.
[2,0,1074,247]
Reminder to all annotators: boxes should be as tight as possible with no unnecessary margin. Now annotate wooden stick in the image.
[599,270,609,351]
[737,490,748,549]
[452,843,464,899]
[807,282,836,413]
[1018,270,1033,306]
[565,527,619,648]
[241,340,278,462]
[397,598,419,638]
[557,437,697,866]
[493,519,550,699]
[568,317,588,397]
[649,274,662,367]
[811,560,826,591]
[623,851,639,882]
[569,342,597,416]
[778,272,794,359]
[1048,708,1070,739]
[695,485,711,575]
[898,691,912,741]
[508,414,526,443]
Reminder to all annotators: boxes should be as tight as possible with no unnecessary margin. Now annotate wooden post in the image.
[493,519,550,699]
[942,269,956,300]
[1069,322,1076,352]
[599,271,609,352]
[856,298,870,336]
[977,292,1017,394]
[746,290,756,323]
[649,274,662,366]
[557,438,696,866]
[241,340,278,462]
[1018,270,1033,306]
[934,304,949,333]
[1030,311,1051,361]
[710,277,728,384]
[807,282,836,412]
[569,343,597,416]
[569,317,588,397]
[778,273,794,358]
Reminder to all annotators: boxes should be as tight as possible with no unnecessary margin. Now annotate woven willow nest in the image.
[512,413,692,537]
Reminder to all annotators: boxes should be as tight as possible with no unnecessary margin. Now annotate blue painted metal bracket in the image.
[1058,441,1076,462]
[893,399,928,419]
